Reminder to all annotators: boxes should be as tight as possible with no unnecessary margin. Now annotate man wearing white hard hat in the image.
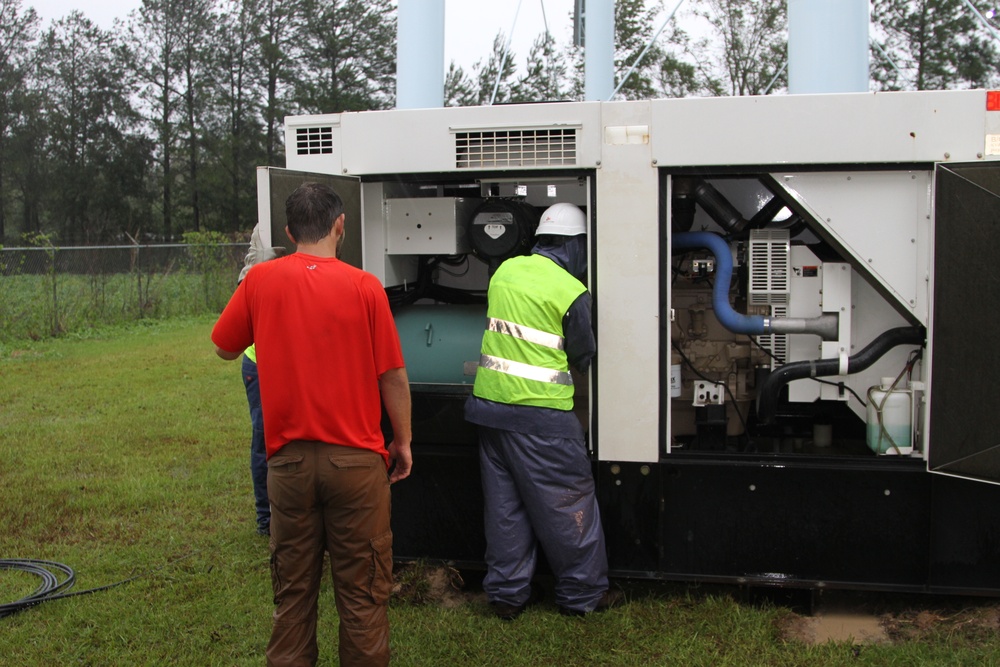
[466,202,619,619]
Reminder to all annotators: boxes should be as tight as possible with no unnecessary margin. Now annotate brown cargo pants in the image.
[265,440,393,667]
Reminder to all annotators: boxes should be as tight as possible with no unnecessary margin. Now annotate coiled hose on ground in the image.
[0,556,179,619]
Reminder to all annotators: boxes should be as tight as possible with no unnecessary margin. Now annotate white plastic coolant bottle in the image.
[866,377,912,455]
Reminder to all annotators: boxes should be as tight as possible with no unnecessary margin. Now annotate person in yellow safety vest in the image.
[465,202,622,619]
[239,224,283,536]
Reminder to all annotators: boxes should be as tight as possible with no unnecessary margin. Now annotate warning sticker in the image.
[484,224,506,240]
[986,134,1000,156]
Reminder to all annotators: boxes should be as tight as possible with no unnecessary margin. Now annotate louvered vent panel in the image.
[455,128,577,168]
[296,126,334,155]
[748,229,790,306]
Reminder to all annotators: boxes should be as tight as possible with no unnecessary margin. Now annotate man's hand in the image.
[387,439,412,483]
[379,367,412,483]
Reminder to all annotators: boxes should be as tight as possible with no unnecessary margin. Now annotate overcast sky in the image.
[24,0,586,74]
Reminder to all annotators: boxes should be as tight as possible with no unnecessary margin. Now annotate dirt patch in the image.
[779,608,889,645]
[883,605,1000,643]
[393,563,480,609]
[6,348,44,360]
[777,592,1000,646]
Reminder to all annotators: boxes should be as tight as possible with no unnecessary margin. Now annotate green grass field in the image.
[1,318,999,665]
[0,264,236,344]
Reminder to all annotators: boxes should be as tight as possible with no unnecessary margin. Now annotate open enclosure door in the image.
[929,163,1000,483]
[256,167,362,269]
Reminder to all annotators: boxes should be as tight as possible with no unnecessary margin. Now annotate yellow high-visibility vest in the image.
[473,254,586,410]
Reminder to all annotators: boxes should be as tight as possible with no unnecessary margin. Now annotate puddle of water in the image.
[806,608,888,645]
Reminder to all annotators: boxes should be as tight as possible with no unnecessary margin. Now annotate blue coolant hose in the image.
[672,232,767,335]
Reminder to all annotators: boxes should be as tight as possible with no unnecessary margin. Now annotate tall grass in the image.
[0,244,239,344]
[1,319,998,665]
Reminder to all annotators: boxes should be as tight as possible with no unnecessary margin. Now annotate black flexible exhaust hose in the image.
[756,326,926,424]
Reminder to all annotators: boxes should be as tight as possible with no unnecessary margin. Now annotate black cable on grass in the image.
[0,559,74,618]
[0,559,134,619]
[0,554,194,619]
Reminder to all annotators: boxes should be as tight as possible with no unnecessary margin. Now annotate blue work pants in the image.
[242,354,270,531]
[478,426,609,613]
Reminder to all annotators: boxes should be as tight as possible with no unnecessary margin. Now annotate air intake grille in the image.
[296,126,334,155]
[748,229,790,306]
[455,127,577,168]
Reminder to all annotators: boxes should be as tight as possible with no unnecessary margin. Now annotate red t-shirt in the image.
[212,253,404,463]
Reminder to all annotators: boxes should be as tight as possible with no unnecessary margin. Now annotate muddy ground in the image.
[392,562,1000,646]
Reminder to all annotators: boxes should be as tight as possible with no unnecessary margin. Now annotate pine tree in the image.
[127,0,186,240]
[476,32,518,105]
[203,0,266,233]
[872,0,1000,90]
[444,61,479,107]
[0,0,40,243]
[295,0,396,113]
[39,12,149,243]
[251,0,305,165]
[692,0,786,96]
[510,32,566,103]
[565,0,703,100]
[613,0,665,100]
[656,52,705,98]
[174,0,215,233]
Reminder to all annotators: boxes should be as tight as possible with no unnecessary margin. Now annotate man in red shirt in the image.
[212,182,412,667]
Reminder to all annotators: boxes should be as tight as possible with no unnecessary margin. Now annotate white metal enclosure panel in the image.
[255,167,273,248]
[360,182,391,285]
[594,101,660,463]
[785,244,823,405]
[337,102,603,175]
[770,170,933,325]
[650,90,991,167]
[284,114,345,175]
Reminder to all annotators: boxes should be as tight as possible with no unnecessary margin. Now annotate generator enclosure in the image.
[259,90,1000,595]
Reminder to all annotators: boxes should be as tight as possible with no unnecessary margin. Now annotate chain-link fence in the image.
[0,244,246,343]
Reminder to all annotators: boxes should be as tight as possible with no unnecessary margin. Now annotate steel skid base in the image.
[600,456,1000,595]
[390,444,1000,595]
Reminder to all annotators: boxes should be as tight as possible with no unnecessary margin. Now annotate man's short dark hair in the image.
[285,182,344,244]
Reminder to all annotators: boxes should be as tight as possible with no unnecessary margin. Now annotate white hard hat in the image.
[536,203,586,236]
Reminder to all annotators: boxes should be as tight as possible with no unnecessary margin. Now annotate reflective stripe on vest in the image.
[478,353,574,386]
[487,317,565,351]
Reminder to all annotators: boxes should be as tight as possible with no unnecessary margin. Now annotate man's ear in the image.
[334,214,345,235]
[285,225,296,244]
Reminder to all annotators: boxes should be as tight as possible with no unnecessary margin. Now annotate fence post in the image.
[50,245,59,336]
[126,232,143,318]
